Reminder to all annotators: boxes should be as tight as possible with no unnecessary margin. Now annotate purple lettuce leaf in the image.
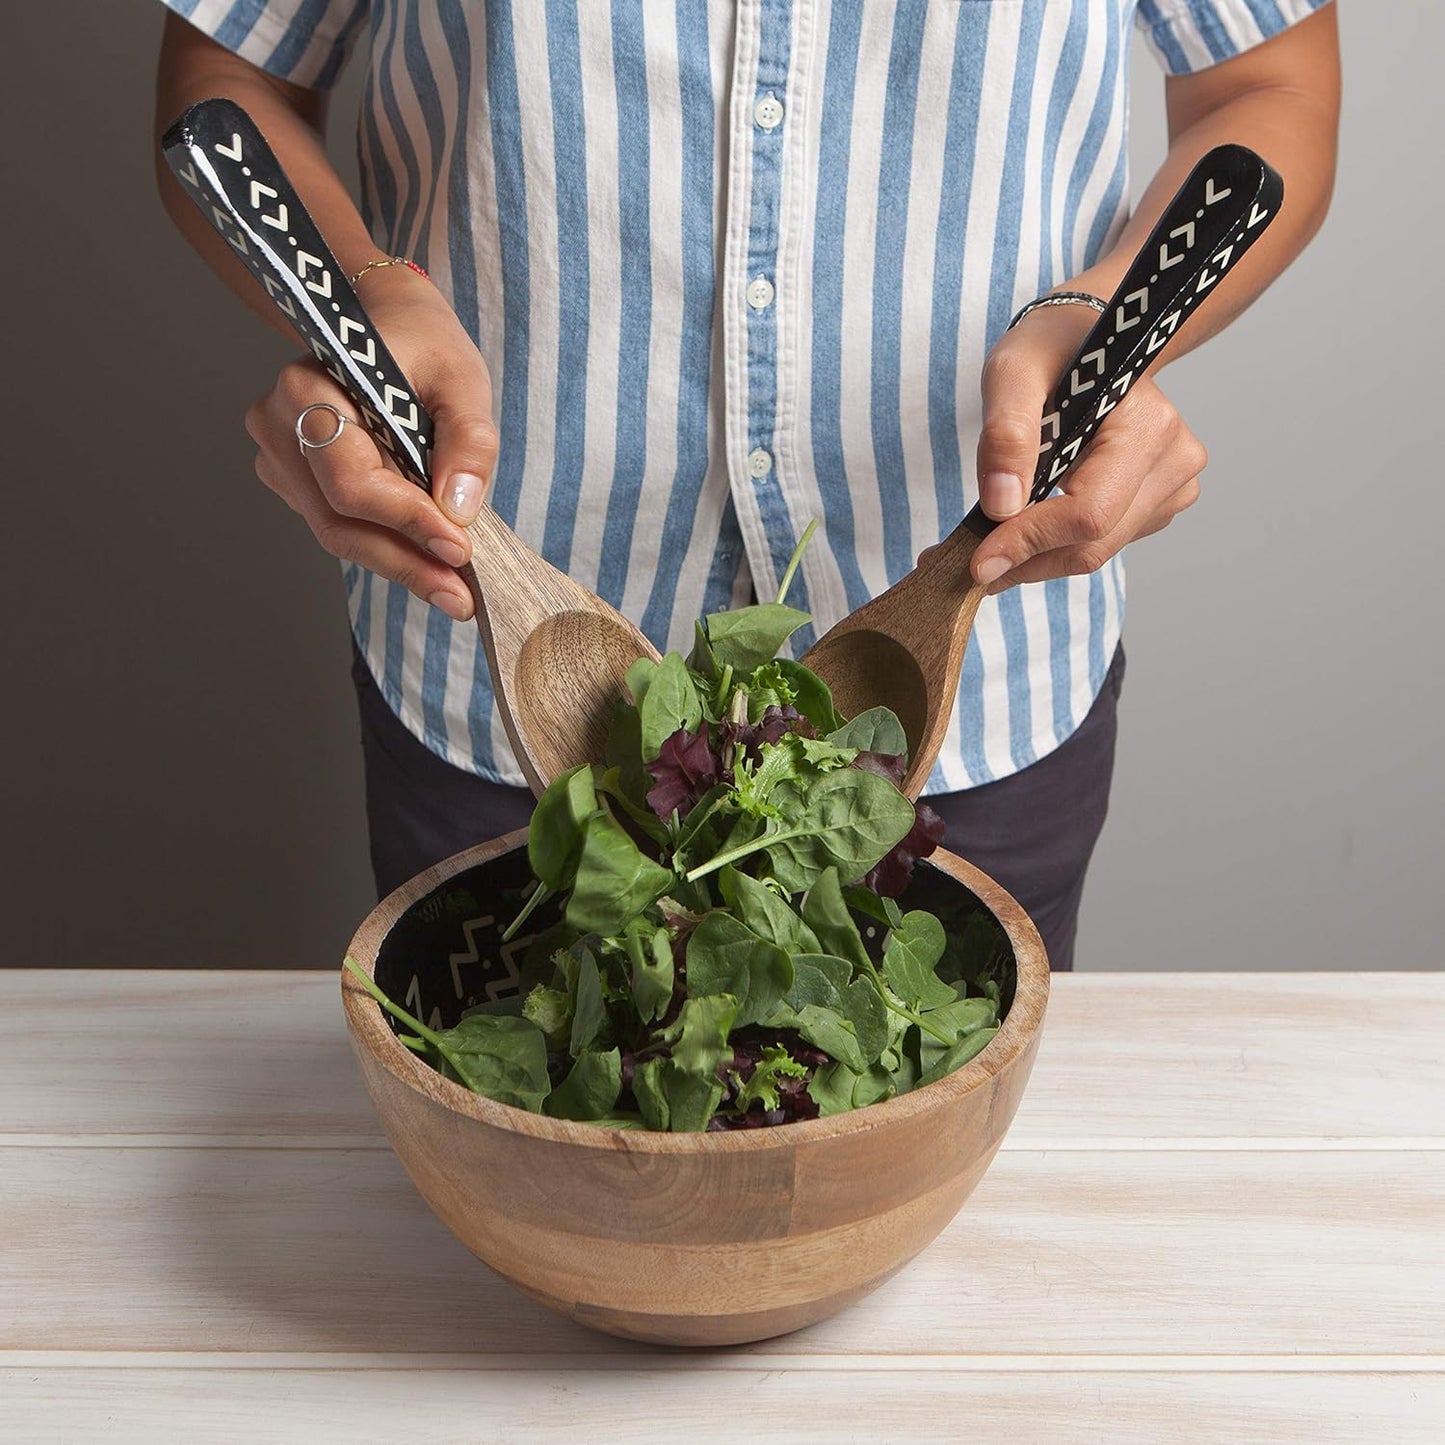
[645,727,720,822]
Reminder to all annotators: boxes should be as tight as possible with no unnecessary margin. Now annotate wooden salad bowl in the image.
[341,830,1049,1347]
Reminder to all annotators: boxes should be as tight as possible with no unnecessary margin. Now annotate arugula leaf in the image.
[801,867,871,972]
[622,919,674,1024]
[672,783,736,869]
[703,602,811,672]
[881,910,956,1011]
[732,1044,808,1114]
[564,812,673,936]
[719,866,822,954]
[545,1047,623,1121]
[917,1025,999,1088]
[656,993,739,1078]
[684,912,794,1027]
[527,765,598,891]
[640,652,703,761]
[827,706,909,757]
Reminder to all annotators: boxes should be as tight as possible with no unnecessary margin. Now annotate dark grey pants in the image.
[351,644,1125,972]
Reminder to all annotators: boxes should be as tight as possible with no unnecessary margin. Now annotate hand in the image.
[243,267,497,621]
[968,301,1207,594]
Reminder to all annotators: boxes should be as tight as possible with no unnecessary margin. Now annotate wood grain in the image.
[341,834,1050,1345]
[462,506,658,794]
[2,973,1439,1145]
[3,1367,1441,1444]
[801,526,984,798]
[4,1148,1442,1356]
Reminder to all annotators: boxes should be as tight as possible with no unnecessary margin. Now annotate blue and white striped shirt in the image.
[166,0,1326,792]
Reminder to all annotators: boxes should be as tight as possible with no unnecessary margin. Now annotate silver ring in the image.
[295,402,355,451]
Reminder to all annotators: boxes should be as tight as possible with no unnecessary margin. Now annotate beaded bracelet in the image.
[347,255,430,288]
[1007,290,1106,331]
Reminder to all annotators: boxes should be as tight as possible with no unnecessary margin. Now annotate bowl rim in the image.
[342,828,1049,1154]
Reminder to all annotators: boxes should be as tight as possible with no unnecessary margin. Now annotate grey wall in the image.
[4,2,1439,970]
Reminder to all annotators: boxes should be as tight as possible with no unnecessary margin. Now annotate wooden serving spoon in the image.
[803,144,1283,797]
[163,99,659,796]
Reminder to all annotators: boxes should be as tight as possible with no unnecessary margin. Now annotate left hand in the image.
[968,301,1208,593]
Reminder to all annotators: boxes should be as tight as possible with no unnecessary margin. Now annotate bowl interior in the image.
[374,850,1017,1039]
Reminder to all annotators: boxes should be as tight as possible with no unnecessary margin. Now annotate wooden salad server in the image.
[802,145,1283,798]
[162,98,659,797]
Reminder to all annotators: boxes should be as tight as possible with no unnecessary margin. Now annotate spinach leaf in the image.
[632,1057,724,1133]
[527,764,597,891]
[626,655,658,708]
[604,700,650,809]
[917,1025,999,1088]
[731,1044,808,1114]
[672,784,737,869]
[773,659,844,735]
[827,706,908,756]
[686,618,720,685]
[704,602,811,672]
[917,996,999,1071]
[656,993,738,1078]
[684,911,793,1027]
[801,868,871,972]
[344,959,551,1110]
[594,765,669,844]
[841,976,889,1065]
[766,999,866,1073]
[881,909,955,1010]
[762,769,916,892]
[565,812,673,936]
[849,1061,897,1110]
[843,886,904,933]
[622,919,674,1025]
[545,1047,623,1121]
[785,952,853,1006]
[807,1059,861,1117]
[567,946,608,1056]
[640,652,703,761]
[719,866,821,954]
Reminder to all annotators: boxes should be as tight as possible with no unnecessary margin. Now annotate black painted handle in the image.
[161,98,434,488]
[963,144,1283,540]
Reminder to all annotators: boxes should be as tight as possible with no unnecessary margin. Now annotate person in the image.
[155,0,1339,971]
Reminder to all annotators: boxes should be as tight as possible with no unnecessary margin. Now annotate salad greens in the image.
[345,525,1005,1131]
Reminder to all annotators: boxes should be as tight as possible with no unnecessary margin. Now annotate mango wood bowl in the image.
[341,829,1049,1347]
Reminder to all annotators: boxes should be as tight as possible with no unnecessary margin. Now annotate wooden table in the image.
[2,971,1441,1442]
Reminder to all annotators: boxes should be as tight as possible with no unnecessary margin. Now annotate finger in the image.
[270,465,473,618]
[971,386,1187,587]
[986,471,1202,592]
[296,413,474,569]
[422,355,500,527]
[975,342,1050,522]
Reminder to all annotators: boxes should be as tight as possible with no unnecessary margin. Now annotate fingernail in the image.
[445,472,485,522]
[975,556,1012,588]
[429,589,472,622]
[426,536,470,568]
[980,471,1025,518]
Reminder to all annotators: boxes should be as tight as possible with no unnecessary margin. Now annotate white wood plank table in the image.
[2,971,1442,1443]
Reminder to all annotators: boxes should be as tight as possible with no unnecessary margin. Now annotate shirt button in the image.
[747,448,772,479]
[746,276,775,310]
[754,94,784,130]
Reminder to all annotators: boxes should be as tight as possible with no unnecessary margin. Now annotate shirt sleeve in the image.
[158,0,370,91]
[1135,0,1332,76]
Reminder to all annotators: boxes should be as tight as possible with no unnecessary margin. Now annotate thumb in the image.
[427,384,500,528]
[975,343,1047,524]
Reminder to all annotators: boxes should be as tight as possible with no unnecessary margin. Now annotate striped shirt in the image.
[165,0,1327,792]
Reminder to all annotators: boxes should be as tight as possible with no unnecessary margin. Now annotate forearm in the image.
[153,14,388,342]
[1072,5,1340,361]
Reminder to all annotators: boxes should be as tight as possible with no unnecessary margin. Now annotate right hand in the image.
[244,265,497,621]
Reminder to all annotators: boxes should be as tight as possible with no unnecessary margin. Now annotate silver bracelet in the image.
[1007,290,1107,331]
